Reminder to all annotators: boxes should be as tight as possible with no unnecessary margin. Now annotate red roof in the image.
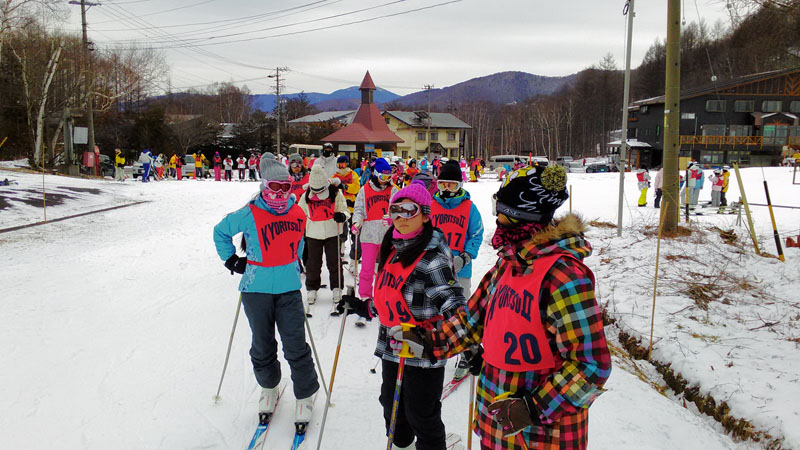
[322,71,403,144]
[360,71,376,90]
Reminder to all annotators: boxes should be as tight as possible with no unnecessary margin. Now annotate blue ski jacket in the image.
[432,189,484,279]
[213,194,305,294]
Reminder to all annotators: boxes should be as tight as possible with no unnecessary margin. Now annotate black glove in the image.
[333,212,347,223]
[336,294,372,318]
[467,346,484,376]
[224,254,246,275]
[487,394,539,437]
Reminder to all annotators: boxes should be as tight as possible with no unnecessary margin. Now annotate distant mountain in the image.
[250,86,401,111]
[392,71,577,107]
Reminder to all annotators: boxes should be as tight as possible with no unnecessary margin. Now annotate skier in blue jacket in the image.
[429,159,484,380]
[212,155,319,426]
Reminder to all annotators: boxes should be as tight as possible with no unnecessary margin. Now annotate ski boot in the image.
[295,393,315,427]
[258,385,280,424]
[307,290,317,305]
[393,442,416,450]
[453,355,470,381]
[330,288,343,316]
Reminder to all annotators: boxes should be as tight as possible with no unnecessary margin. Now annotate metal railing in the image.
[680,135,800,149]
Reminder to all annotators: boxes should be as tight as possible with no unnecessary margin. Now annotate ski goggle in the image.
[337,162,348,169]
[389,203,421,220]
[263,180,291,193]
[289,161,303,168]
[437,180,461,192]
[376,172,392,182]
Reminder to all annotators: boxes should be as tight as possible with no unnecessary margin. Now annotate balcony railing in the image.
[680,135,800,148]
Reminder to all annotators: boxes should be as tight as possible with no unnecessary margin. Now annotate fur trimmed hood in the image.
[500,213,592,264]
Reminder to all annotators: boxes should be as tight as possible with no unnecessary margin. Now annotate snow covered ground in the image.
[2,165,798,449]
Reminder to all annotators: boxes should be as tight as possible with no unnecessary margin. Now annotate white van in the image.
[488,155,525,169]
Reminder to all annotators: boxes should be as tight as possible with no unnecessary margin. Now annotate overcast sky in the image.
[65,0,731,96]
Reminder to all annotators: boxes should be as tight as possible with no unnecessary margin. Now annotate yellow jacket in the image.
[722,171,730,193]
[194,153,205,167]
[115,153,125,167]
[169,154,178,169]
[334,169,361,212]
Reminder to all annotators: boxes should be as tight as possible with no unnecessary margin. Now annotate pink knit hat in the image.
[391,180,432,214]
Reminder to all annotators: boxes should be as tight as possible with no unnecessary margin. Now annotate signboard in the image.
[364,144,375,153]
[681,113,696,120]
[339,144,356,152]
[73,127,88,145]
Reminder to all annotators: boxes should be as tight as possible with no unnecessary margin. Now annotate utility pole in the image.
[616,0,635,237]
[268,67,288,155]
[662,0,682,233]
[424,84,434,162]
[69,0,100,164]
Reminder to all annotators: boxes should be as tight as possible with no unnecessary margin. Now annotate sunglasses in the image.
[389,203,421,220]
[437,180,461,192]
[265,181,291,193]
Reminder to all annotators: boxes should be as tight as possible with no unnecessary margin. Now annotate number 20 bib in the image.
[483,254,591,372]
[373,251,426,327]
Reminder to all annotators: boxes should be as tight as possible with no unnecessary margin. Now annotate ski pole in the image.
[763,179,785,262]
[304,314,329,399]
[213,293,242,403]
[467,374,476,450]
[369,358,380,374]
[387,324,414,450]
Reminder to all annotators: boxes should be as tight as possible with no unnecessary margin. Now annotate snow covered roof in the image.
[383,111,472,129]
[606,139,651,148]
[288,110,356,125]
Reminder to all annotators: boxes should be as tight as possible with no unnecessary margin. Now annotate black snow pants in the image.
[241,291,319,399]
[304,236,343,291]
[380,359,446,450]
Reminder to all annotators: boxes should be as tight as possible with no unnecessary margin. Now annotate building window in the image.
[763,125,788,145]
[402,151,409,158]
[705,100,726,112]
[416,132,425,140]
[640,105,649,114]
[762,101,782,113]
[734,100,755,112]
[701,151,724,165]
[430,132,439,141]
[385,118,390,124]
[729,125,753,136]
[701,124,726,136]
[791,101,800,113]
[789,126,800,138]
[447,132,456,141]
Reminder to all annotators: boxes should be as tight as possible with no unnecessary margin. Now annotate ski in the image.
[247,385,286,450]
[446,432,464,450]
[440,375,469,401]
[290,422,308,450]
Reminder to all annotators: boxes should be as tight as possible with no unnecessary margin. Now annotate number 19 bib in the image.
[483,254,588,372]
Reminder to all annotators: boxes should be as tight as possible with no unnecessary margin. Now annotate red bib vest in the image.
[247,204,306,267]
[430,200,471,252]
[483,254,593,372]
[290,174,310,200]
[373,251,426,327]
[636,171,646,182]
[364,183,391,221]
[308,197,334,222]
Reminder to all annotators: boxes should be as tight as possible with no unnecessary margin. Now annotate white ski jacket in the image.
[297,187,350,240]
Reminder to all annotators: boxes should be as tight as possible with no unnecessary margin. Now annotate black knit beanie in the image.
[495,165,569,224]
[438,160,462,182]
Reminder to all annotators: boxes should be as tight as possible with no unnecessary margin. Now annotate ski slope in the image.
[2,164,798,449]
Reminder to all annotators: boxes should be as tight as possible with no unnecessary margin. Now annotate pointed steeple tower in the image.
[360,71,376,105]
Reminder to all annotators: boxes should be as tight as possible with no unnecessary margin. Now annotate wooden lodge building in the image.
[623,67,800,167]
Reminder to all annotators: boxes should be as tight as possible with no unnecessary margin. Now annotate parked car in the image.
[181,154,210,179]
[81,153,114,177]
[565,161,586,173]
[586,163,613,173]
[488,154,526,170]
[555,156,574,167]
[531,156,549,167]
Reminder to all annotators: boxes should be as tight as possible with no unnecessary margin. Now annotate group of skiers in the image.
[213,147,611,450]
[637,163,731,211]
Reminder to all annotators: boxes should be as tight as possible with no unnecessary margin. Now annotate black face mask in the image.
[440,189,459,199]
[322,150,333,158]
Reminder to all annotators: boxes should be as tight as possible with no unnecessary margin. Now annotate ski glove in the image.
[333,212,347,223]
[336,294,373,318]
[350,223,361,235]
[331,177,342,187]
[224,254,246,275]
[466,346,484,376]
[387,325,437,364]
[487,394,539,437]
[453,252,472,273]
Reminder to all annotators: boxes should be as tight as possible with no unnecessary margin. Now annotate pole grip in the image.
[397,323,414,358]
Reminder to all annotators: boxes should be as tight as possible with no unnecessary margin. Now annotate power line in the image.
[103,0,464,50]
[90,0,222,25]
[103,0,409,45]
[88,0,336,35]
